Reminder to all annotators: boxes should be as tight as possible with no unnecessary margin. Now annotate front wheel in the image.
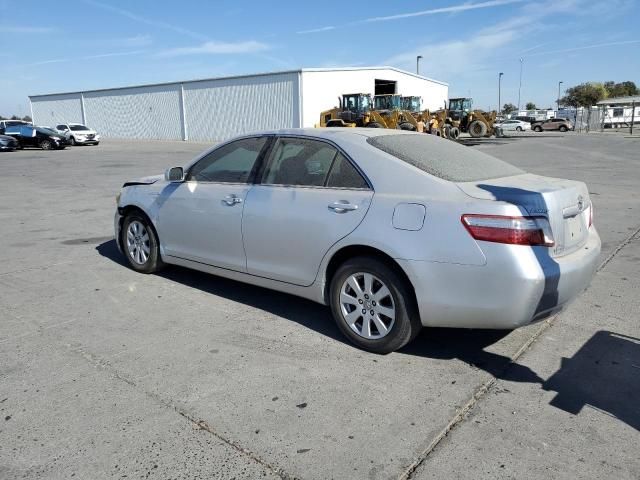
[330,257,421,354]
[559,125,568,132]
[534,126,542,132]
[40,140,52,150]
[70,137,77,146]
[121,213,165,273]
[516,126,523,131]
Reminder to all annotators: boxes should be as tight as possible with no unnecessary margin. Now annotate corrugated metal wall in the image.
[30,72,300,142]
[184,72,299,142]
[30,93,83,127]
[84,84,183,140]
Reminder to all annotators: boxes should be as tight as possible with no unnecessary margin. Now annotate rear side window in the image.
[367,134,524,182]
[263,138,337,186]
[326,153,369,189]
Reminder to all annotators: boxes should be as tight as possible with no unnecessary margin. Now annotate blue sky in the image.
[1,0,638,116]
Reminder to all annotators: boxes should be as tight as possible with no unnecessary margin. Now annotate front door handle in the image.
[223,194,243,206]
[328,201,358,213]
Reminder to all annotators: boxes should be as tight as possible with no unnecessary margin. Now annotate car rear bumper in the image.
[398,227,601,329]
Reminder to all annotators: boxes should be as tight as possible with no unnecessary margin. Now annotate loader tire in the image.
[399,122,416,131]
[468,120,487,138]
[449,126,460,140]
[366,122,383,128]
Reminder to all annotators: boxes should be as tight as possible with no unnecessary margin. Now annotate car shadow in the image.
[96,240,639,431]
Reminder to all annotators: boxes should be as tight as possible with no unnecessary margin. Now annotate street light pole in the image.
[498,72,504,114]
[517,58,523,111]
[416,55,423,75]
[557,81,563,112]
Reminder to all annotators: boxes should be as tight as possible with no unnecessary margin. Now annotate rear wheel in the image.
[121,213,164,274]
[468,120,487,138]
[330,257,421,354]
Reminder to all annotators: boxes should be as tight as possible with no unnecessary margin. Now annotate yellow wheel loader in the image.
[372,94,419,131]
[318,93,389,128]
[446,98,497,138]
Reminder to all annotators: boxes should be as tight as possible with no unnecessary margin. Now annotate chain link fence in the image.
[570,103,639,134]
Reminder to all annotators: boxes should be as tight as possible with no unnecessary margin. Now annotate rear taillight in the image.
[461,214,555,247]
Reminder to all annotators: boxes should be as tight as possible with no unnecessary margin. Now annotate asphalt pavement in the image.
[0,132,638,479]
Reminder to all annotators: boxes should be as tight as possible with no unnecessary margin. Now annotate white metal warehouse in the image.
[29,67,448,142]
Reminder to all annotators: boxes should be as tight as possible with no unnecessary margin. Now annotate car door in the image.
[156,136,270,271]
[242,136,374,286]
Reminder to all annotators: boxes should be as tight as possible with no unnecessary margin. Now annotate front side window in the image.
[187,137,268,183]
[56,125,68,131]
[262,138,337,187]
[70,124,89,131]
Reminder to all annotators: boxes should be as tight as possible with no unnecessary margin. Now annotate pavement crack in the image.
[399,226,640,480]
[65,343,298,480]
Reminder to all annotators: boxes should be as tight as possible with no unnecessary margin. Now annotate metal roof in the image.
[29,66,448,99]
[596,95,640,105]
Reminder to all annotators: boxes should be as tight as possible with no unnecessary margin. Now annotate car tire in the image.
[121,212,165,274]
[329,256,421,354]
[516,126,523,131]
[534,126,542,132]
[559,125,568,132]
[40,140,52,150]
[70,137,77,146]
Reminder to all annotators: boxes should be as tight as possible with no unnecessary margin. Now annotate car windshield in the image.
[70,124,89,131]
[36,127,58,135]
[367,134,525,182]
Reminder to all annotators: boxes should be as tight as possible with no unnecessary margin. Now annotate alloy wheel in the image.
[339,272,396,339]
[126,220,151,265]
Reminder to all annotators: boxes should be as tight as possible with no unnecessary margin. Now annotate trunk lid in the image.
[457,173,591,257]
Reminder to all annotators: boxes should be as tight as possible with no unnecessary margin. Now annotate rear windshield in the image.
[367,134,525,182]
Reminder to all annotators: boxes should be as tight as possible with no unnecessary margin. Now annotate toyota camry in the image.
[114,129,600,353]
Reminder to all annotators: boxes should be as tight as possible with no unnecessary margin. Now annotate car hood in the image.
[72,129,98,135]
[123,174,163,187]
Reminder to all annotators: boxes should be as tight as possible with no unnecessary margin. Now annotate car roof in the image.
[258,127,417,140]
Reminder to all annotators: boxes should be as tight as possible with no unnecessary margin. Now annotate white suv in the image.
[55,123,100,146]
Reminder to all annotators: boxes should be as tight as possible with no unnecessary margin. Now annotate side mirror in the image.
[164,166,184,182]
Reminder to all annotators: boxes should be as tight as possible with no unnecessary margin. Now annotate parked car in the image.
[114,129,600,353]
[532,118,573,132]
[495,119,531,132]
[0,134,19,151]
[3,125,67,150]
[0,119,31,134]
[55,123,100,145]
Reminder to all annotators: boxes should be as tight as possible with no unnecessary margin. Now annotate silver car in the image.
[114,129,600,353]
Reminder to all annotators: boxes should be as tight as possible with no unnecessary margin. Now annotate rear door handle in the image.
[328,201,358,213]
[223,194,243,206]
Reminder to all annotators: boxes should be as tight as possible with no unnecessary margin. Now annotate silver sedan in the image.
[114,129,600,353]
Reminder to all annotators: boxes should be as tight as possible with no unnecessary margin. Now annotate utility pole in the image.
[498,72,504,114]
[416,55,423,75]
[557,81,563,112]
[517,58,523,111]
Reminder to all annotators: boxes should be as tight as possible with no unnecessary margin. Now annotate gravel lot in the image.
[1,133,638,479]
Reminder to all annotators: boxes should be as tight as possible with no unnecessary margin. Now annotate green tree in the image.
[560,82,608,107]
[10,115,20,120]
[502,103,517,114]
[22,115,32,122]
[525,102,537,110]
[603,81,638,98]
